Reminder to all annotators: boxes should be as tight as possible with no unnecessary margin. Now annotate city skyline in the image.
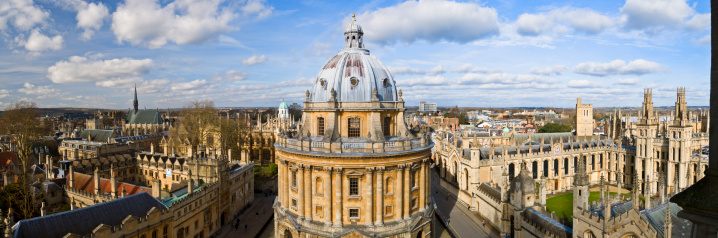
[0,0,711,109]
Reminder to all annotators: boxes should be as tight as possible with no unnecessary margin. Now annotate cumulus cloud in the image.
[242,55,267,66]
[137,79,170,93]
[530,65,567,76]
[358,0,499,44]
[47,55,153,83]
[18,82,62,98]
[621,0,709,32]
[516,7,614,36]
[567,80,603,88]
[0,0,49,31]
[112,0,271,48]
[398,73,560,87]
[695,34,711,45]
[20,29,63,52]
[573,59,666,76]
[390,65,446,76]
[306,42,333,57]
[0,89,9,99]
[171,79,208,91]
[616,78,642,85]
[56,0,110,40]
[212,70,248,81]
[452,64,501,74]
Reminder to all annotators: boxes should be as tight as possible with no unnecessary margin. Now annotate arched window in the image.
[163,225,168,238]
[453,161,458,183]
[564,158,569,175]
[152,230,157,238]
[285,229,293,238]
[532,161,538,179]
[316,177,323,194]
[317,117,325,136]
[464,169,469,190]
[553,159,559,176]
[348,118,360,138]
[543,160,549,178]
[386,177,394,194]
[574,157,578,173]
[600,154,604,169]
[383,117,391,136]
[509,163,515,181]
[292,171,297,188]
[591,155,595,171]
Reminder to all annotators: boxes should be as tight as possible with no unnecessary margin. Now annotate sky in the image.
[0,0,711,109]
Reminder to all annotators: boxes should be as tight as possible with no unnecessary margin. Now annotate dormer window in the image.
[382,78,389,87]
[350,77,358,87]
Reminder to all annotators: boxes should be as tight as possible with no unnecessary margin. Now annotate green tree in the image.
[0,101,49,219]
[538,123,573,133]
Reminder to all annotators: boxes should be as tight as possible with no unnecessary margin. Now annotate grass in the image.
[546,191,644,220]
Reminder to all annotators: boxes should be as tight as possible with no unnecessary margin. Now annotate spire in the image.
[344,14,364,48]
[133,84,139,113]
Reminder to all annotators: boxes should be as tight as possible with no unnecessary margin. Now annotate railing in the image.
[341,143,364,149]
[311,141,325,148]
[384,141,398,147]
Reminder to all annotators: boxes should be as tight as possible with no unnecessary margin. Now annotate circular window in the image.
[320,79,326,87]
[350,77,358,86]
[382,78,389,87]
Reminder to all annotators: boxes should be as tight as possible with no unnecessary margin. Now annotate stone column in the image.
[419,160,426,211]
[376,167,384,226]
[333,168,343,227]
[404,163,411,220]
[396,165,404,220]
[325,167,332,226]
[305,166,312,221]
[298,165,305,219]
[366,167,374,227]
[279,160,285,207]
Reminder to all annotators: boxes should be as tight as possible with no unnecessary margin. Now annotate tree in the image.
[171,100,220,152]
[538,123,573,133]
[0,101,50,219]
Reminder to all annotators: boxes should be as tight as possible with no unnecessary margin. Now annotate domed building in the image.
[279,99,289,121]
[273,15,435,238]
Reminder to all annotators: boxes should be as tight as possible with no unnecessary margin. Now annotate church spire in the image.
[133,84,139,113]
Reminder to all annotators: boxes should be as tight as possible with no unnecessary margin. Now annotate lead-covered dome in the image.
[309,15,398,103]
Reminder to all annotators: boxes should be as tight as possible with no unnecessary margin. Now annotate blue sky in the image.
[0,0,711,109]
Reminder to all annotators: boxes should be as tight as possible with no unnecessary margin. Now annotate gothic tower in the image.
[573,153,589,216]
[575,98,594,137]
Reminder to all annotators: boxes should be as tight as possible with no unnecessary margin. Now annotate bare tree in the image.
[171,100,220,152]
[0,101,50,219]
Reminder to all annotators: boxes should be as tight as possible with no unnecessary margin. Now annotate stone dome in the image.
[509,163,536,195]
[308,15,398,103]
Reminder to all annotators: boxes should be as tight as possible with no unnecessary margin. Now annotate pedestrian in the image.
[445,218,450,227]
[245,224,247,232]
[468,205,470,210]
[482,220,486,227]
[256,212,259,219]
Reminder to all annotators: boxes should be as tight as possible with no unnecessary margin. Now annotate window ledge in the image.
[348,195,362,200]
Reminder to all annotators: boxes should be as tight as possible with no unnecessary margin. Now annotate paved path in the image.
[217,194,276,238]
[432,171,499,238]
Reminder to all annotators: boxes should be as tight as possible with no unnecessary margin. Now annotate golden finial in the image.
[352,13,355,19]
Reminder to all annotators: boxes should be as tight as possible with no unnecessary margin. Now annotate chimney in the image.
[150,143,154,154]
[70,197,76,210]
[68,164,75,188]
[188,169,194,194]
[110,165,117,197]
[40,202,46,217]
[151,176,162,199]
[93,168,100,195]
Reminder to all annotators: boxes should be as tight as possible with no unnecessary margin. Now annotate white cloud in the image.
[452,64,501,74]
[20,29,63,52]
[530,65,567,76]
[621,0,709,32]
[398,73,560,87]
[0,89,9,99]
[358,0,499,44]
[0,0,49,31]
[18,82,62,99]
[242,55,267,66]
[47,55,154,83]
[695,34,711,45]
[241,0,273,19]
[55,0,110,40]
[94,77,142,88]
[112,0,269,48]
[573,59,666,76]
[390,65,445,76]
[616,78,642,85]
[137,79,170,93]
[567,80,602,88]
[516,7,614,36]
[171,79,208,91]
[307,42,333,57]
[212,70,248,81]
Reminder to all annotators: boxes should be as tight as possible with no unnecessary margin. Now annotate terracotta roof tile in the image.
[72,172,151,196]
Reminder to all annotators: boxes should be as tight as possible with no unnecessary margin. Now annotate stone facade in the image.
[274,15,434,238]
[575,98,594,137]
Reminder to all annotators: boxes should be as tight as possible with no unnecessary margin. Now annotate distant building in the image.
[419,101,437,113]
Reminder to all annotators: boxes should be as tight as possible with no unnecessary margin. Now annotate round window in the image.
[320,79,326,87]
[382,78,389,87]
[350,77,358,86]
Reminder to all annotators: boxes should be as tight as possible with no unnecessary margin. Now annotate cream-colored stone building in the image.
[575,98,594,137]
[273,15,434,238]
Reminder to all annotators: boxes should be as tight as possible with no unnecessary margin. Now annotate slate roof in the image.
[79,129,116,142]
[126,110,164,124]
[523,208,572,238]
[0,152,18,168]
[643,202,693,238]
[478,139,613,159]
[13,192,166,238]
[477,182,500,202]
[72,172,151,196]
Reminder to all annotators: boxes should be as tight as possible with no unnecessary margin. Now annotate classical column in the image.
[376,167,384,226]
[298,165,305,219]
[404,163,411,220]
[419,160,426,211]
[305,166,312,221]
[285,161,291,208]
[333,168,343,227]
[324,167,332,226]
[279,160,285,207]
[366,167,374,227]
[396,165,404,220]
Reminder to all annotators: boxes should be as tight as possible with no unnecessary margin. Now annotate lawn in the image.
[545,192,642,220]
